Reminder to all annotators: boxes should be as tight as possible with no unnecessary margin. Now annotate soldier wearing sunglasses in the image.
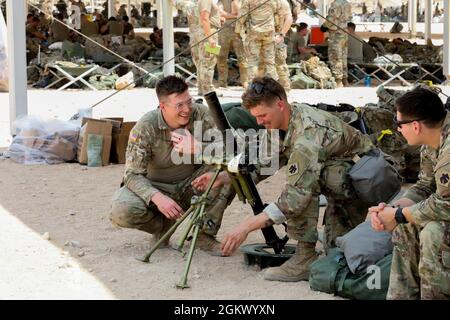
[370,87,450,299]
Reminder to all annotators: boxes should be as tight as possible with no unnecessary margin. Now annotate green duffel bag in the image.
[309,248,392,300]
[291,71,318,89]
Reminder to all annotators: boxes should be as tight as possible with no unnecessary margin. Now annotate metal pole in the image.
[108,0,114,18]
[7,0,28,135]
[410,0,417,36]
[318,0,327,24]
[444,0,450,80]
[162,0,174,75]
[127,0,131,18]
[156,0,163,29]
[425,0,432,42]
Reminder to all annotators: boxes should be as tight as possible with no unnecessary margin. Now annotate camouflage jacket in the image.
[123,103,215,205]
[274,0,292,34]
[263,102,375,224]
[323,0,351,36]
[403,112,450,226]
[198,0,222,29]
[240,0,282,34]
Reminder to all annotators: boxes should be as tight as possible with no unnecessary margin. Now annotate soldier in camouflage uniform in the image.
[197,0,222,95]
[240,0,285,83]
[370,88,450,299]
[274,0,293,92]
[172,0,201,72]
[216,0,248,88]
[321,0,351,87]
[110,76,233,253]
[194,77,376,281]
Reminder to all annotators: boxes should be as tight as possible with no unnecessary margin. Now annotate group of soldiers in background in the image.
[21,0,355,92]
[174,0,354,95]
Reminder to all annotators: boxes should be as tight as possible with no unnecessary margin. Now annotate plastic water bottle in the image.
[364,75,372,87]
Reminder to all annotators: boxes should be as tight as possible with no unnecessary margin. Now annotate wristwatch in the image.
[394,207,408,224]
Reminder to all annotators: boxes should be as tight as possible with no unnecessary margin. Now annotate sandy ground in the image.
[0,159,338,300]
[0,85,448,299]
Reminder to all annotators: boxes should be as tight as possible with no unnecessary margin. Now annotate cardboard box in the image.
[102,118,136,164]
[77,118,115,166]
[13,130,78,162]
[45,134,77,161]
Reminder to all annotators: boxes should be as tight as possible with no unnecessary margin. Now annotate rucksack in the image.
[309,248,392,300]
[290,71,318,89]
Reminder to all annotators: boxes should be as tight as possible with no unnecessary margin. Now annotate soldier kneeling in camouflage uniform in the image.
[110,76,234,253]
[370,88,450,299]
[193,77,377,281]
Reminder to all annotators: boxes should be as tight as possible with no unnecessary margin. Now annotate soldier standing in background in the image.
[274,0,293,92]
[198,0,222,95]
[217,0,248,88]
[321,0,351,88]
[172,0,201,73]
[240,0,281,83]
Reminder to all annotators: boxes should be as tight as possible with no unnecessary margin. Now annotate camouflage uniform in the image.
[197,0,221,94]
[110,103,233,237]
[274,0,292,91]
[216,0,248,87]
[261,103,375,250]
[387,112,450,300]
[173,0,201,70]
[323,0,351,82]
[240,0,281,82]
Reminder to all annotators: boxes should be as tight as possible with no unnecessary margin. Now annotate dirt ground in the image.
[0,158,340,300]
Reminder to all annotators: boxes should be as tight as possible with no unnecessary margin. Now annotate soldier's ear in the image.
[412,121,421,135]
[277,99,286,111]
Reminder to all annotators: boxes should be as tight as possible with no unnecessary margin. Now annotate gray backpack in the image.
[348,149,401,205]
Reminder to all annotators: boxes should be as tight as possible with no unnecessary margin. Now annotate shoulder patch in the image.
[288,163,299,176]
[129,130,139,143]
[286,149,314,185]
[439,172,450,187]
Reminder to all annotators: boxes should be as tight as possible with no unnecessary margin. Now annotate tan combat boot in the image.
[264,242,318,282]
[149,219,176,249]
[336,80,343,88]
[195,232,222,256]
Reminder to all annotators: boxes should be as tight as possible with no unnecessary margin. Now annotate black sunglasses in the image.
[250,82,282,100]
[393,116,424,128]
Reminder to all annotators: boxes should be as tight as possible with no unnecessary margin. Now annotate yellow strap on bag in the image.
[377,129,393,142]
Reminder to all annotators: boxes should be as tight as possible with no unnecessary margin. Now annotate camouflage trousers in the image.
[286,161,369,252]
[275,42,290,91]
[387,222,450,300]
[110,166,235,237]
[327,33,348,81]
[217,25,248,87]
[245,31,278,83]
[197,29,219,94]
